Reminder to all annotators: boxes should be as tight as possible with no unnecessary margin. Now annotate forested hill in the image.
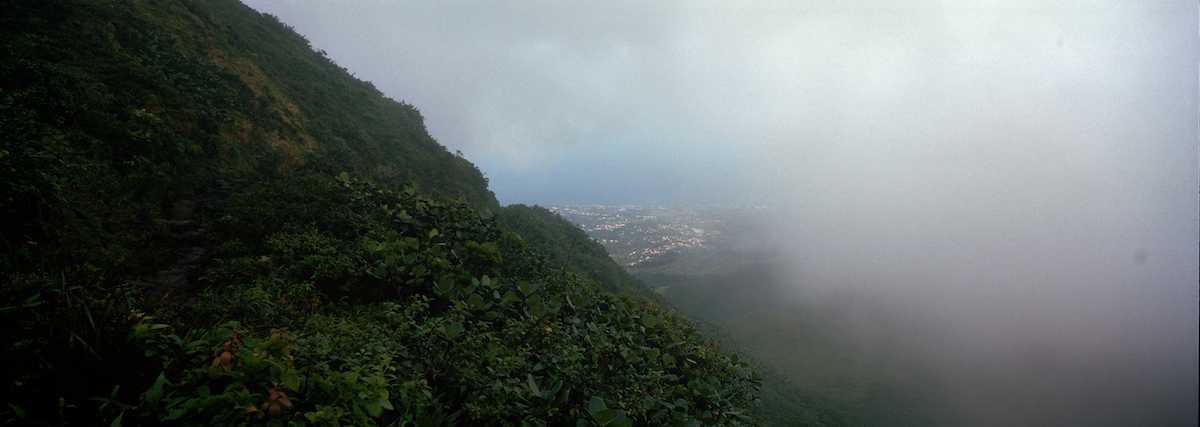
[497,206,853,427]
[1,1,772,426]
[498,205,667,303]
[2,0,498,271]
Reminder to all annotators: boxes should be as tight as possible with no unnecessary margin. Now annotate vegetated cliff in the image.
[1,0,497,274]
[0,1,765,426]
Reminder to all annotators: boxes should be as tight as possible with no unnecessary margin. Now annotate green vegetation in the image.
[1,0,497,273]
[497,205,665,303]
[0,0,890,425]
[500,206,851,427]
[0,1,766,425]
[2,173,761,426]
[550,206,943,426]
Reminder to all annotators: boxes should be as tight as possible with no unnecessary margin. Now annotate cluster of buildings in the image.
[547,205,720,267]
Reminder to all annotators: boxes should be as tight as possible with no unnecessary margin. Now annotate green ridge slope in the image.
[498,206,851,427]
[497,205,665,303]
[0,1,762,425]
[653,265,945,427]
[2,0,496,273]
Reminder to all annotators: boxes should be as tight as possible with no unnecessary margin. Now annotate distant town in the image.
[546,205,774,268]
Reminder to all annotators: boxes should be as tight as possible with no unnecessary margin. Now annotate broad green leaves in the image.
[643,314,660,329]
[585,397,633,427]
[441,322,464,341]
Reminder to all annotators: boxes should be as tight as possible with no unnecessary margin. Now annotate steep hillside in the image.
[497,205,665,303]
[1,0,496,274]
[2,173,760,425]
[548,206,944,426]
[499,205,851,427]
[651,260,945,427]
[0,1,761,426]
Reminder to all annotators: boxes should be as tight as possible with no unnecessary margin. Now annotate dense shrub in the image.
[2,174,764,426]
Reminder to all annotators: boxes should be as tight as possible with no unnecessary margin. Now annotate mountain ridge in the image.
[0,1,795,426]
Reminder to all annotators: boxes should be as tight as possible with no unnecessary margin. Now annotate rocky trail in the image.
[135,179,249,303]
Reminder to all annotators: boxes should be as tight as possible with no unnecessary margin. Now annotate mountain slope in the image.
[498,205,852,427]
[652,262,945,427]
[0,1,760,426]
[497,205,666,303]
[1,0,496,273]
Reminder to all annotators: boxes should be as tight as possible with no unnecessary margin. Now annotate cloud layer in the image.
[243,1,1193,206]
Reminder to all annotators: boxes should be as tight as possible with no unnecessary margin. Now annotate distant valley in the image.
[547,205,777,275]
[549,205,944,427]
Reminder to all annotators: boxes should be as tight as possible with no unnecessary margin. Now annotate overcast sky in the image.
[238,1,1197,425]
[241,0,1196,208]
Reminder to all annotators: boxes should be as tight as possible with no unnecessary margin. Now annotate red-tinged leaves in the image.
[267,388,293,408]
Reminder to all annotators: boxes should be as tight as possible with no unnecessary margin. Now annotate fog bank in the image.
[757,13,1198,421]
[737,5,1198,425]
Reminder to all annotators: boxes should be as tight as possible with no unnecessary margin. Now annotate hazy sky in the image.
[240,0,1195,208]
[239,1,1196,425]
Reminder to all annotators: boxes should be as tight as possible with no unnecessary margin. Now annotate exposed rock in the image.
[170,199,198,221]
[193,179,250,211]
[175,228,210,245]
[141,179,247,304]
[167,219,195,233]
[136,247,207,303]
